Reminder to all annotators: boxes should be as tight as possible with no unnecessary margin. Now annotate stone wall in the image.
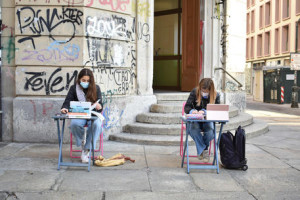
[1,0,155,142]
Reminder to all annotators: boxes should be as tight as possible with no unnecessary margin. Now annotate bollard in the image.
[291,86,299,108]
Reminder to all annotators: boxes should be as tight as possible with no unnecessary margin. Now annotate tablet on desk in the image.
[206,104,229,121]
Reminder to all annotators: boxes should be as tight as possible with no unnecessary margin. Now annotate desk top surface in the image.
[181,116,228,123]
[52,114,98,120]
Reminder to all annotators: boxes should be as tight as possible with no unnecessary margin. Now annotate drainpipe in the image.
[221,0,227,92]
[0,18,2,141]
[291,19,300,108]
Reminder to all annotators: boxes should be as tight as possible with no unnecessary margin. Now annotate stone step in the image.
[125,113,253,135]
[150,103,239,116]
[137,107,239,124]
[155,93,190,102]
[109,119,269,146]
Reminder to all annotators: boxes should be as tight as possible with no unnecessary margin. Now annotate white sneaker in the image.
[203,150,210,162]
[81,150,89,163]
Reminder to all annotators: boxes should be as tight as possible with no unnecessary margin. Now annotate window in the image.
[282,24,290,52]
[251,37,255,58]
[251,10,255,32]
[264,31,270,56]
[275,28,280,54]
[282,0,290,19]
[265,1,271,26]
[260,5,264,28]
[247,13,250,34]
[296,0,300,15]
[246,38,249,59]
[257,34,263,57]
[275,0,281,22]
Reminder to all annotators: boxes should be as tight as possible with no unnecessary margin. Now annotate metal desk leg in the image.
[57,119,65,170]
[181,124,188,168]
[92,120,94,165]
[215,123,225,174]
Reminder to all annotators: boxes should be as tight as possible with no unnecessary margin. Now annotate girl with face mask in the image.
[184,78,220,162]
[61,68,103,163]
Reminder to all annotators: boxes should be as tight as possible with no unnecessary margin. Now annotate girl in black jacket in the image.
[61,68,103,163]
[184,78,220,162]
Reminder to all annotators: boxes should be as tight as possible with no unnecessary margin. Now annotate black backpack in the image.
[219,126,248,171]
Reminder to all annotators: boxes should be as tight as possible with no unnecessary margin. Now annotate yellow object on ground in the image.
[94,153,135,167]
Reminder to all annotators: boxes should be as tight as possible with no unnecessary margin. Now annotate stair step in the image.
[109,120,269,146]
[125,112,253,135]
[155,93,190,101]
[138,107,239,124]
[150,103,239,117]
[109,133,194,146]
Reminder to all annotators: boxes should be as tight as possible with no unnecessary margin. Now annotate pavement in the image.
[0,97,300,200]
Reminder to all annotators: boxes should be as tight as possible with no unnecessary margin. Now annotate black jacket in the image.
[184,88,220,114]
[61,84,103,113]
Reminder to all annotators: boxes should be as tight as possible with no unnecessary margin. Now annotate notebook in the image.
[206,104,229,121]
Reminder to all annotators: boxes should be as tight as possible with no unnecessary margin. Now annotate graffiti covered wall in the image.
[1,0,155,142]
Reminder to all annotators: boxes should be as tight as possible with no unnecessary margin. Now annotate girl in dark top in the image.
[61,68,103,163]
[184,78,220,162]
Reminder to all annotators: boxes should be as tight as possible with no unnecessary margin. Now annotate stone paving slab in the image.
[190,170,244,192]
[5,191,103,200]
[259,146,300,160]
[146,154,182,168]
[105,191,255,200]
[246,153,290,169]
[228,168,300,197]
[263,138,300,151]
[148,168,198,192]
[0,170,60,192]
[60,170,150,192]
[0,143,30,158]
[0,158,58,171]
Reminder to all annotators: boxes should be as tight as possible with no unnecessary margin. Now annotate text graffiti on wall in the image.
[94,68,136,95]
[86,15,131,40]
[16,6,83,49]
[137,21,150,43]
[1,25,18,64]
[86,0,130,11]
[24,67,78,95]
[21,40,80,63]
[86,37,127,67]
[137,1,150,21]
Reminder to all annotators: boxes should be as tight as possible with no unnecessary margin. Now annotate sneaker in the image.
[81,150,89,163]
[198,152,204,160]
[202,150,210,162]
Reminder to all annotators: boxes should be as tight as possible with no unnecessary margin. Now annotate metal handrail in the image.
[214,68,243,88]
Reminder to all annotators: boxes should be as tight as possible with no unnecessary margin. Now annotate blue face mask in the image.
[201,92,209,99]
[80,82,89,89]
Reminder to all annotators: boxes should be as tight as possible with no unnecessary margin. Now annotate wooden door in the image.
[181,0,202,91]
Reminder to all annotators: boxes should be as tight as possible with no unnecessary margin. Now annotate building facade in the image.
[246,0,300,102]
[0,0,247,142]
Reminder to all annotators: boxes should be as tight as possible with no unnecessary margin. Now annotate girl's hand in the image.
[192,110,199,114]
[61,108,68,114]
[95,103,102,110]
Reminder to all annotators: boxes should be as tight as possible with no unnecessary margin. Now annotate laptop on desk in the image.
[67,101,91,118]
[206,104,229,121]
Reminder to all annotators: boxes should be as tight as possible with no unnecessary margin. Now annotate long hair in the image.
[196,78,217,106]
[77,68,97,102]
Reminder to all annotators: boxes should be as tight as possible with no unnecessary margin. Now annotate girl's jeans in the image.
[186,121,214,155]
[70,118,102,150]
